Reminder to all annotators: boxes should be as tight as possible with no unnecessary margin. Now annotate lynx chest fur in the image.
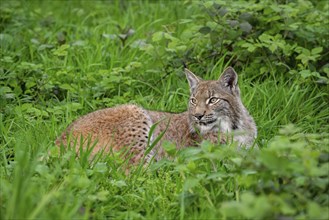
[56,67,257,163]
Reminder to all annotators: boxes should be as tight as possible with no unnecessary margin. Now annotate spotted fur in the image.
[56,67,257,164]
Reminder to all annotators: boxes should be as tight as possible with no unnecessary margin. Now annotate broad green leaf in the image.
[203,1,214,8]
[311,47,323,55]
[162,141,177,156]
[299,70,312,78]
[152,31,164,42]
[239,21,252,33]
[110,180,127,188]
[308,202,329,220]
[93,162,108,173]
[199,26,211,35]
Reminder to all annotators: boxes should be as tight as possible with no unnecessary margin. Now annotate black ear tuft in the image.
[182,61,188,69]
[218,67,238,90]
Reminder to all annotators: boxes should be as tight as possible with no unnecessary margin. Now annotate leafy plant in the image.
[0,0,328,219]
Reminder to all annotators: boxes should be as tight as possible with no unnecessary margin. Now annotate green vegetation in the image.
[1,0,328,219]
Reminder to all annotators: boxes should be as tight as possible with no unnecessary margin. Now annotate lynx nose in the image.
[194,113,204,120]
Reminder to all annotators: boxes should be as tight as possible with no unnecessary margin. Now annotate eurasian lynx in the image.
[56,67,257,163]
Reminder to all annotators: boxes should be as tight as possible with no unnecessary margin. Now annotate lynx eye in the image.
[208,97,219,104]
[190,97,197,105]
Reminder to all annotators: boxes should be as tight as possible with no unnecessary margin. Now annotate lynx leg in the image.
[194,132,230,145]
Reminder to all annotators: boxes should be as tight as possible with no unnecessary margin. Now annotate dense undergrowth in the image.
[1,0,328,219]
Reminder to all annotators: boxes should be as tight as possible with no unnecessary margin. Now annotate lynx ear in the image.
[218,67,239,94]
[185,68,201,93]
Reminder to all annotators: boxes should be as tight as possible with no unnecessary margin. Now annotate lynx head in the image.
[185,67,244,134]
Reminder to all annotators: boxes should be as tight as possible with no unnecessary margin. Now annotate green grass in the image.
[1,1,329,219]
